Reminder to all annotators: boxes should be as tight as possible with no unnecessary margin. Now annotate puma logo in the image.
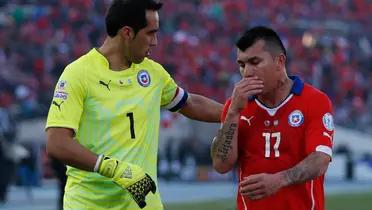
[99,80,111,91]
[52,100,64,111]
[240,115,254,126]
[323,131,333,143]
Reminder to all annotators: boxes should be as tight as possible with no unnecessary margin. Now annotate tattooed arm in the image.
[240,151,331,200]
[210,111,240,173]
[280,151,331,186]
[211,76,264,174]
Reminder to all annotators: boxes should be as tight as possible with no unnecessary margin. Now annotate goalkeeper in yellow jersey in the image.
[45,0,222,209]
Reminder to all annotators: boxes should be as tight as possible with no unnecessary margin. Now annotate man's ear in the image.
[276,53,286,69]
[120,26,134,40]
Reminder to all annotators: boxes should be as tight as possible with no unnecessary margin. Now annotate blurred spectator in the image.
[0,0,371,133]
[16,142,38,201]
[0,107,17,204]
[335,144,354,180]
[159,112,191,180]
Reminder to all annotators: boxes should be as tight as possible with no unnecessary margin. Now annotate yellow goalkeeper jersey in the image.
[46,48,188,210]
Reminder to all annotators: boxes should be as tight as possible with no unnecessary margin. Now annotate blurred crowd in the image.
[0,0,371,131]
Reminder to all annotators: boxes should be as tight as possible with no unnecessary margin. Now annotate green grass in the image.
[164,191,372,210]
[326,192,372,210]
[165,199,235,210]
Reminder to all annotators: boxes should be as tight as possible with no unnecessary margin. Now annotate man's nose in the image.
[242,66,254,78]
[151,35,157,46]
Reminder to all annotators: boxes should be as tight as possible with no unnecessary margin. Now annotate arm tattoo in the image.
[211,123,237,162]
[210,130,222,159]
[284,152,328,185]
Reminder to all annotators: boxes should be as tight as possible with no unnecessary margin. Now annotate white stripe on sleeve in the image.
[163,87,186,110]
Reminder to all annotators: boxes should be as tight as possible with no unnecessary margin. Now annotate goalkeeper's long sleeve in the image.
[96,155,156,209]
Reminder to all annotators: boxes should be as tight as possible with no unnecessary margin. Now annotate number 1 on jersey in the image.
[126,112,135,139]
[262,132,281,158]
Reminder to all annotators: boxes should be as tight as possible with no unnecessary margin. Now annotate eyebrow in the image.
[237,56,261,63]
[147,28,159,33]
[247,56,261,62]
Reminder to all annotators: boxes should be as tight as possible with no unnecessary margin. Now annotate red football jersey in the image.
[221,76,334,210]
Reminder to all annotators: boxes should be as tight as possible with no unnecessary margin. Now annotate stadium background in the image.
[0,0,371,209]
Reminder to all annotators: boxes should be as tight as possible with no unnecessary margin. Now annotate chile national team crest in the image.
[288,110,304,127]
[137,70,151,87]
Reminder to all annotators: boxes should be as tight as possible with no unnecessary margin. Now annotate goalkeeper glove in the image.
[96,155,156,208]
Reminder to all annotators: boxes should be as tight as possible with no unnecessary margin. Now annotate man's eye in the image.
[251,60,260,65]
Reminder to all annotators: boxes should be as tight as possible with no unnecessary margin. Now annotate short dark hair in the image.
[236,26,287,57]
[105,0,163,37]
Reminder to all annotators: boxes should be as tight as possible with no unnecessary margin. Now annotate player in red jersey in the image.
[211,26,334,210]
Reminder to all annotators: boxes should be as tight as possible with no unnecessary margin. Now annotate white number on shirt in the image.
[262,132,281,158]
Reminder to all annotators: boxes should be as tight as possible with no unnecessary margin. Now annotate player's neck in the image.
[98,37,131,71]
[258,76,293,108]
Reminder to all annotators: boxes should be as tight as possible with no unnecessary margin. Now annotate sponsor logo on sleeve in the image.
[54,80,69,100]
[288,110,304,127]
[57,80,67,90]
[54,91,68,100]
[322,113,334,131]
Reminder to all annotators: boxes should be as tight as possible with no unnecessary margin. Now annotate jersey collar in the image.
[92,48,110,68]
[289,76,304,95]
[248,76,304,101]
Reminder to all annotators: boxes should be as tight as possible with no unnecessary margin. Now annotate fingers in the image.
[240,183,262,194]
[237,86,263,98]
[241,174,263,185]
[129,174,157,208]
[138,200,146,209]
[233,77,264,98]
[248,193,266,200]
[239,174,267,200]
[131,192,146,209]
[237,76,263,85]
[235,78,263,90]
[240,183,266,200]
[240,182,266,200]
[150,180,156,194]
[229,77,264,112]
[146,174,157,194]
[239,175,263,195]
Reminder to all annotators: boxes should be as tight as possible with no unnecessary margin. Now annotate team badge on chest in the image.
[137,70,151,87]
[288,110,304,127]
